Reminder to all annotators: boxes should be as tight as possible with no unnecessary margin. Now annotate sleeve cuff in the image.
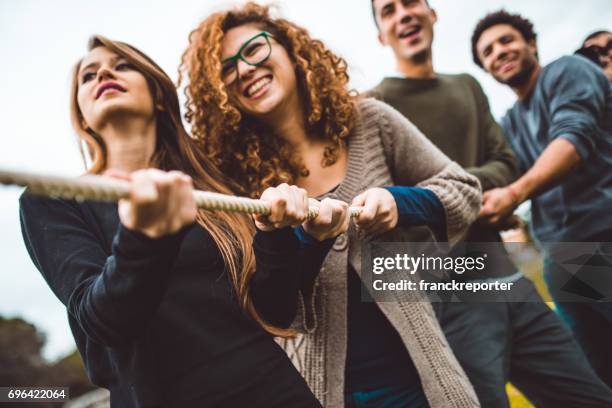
[384,185,448,241]
[558,133,592,162]
[114,223,192,259]
[293,226,336,248]
[253,227,300,255]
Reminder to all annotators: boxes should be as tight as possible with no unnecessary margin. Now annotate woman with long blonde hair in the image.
[181,3,482,407]
[19,35,348,407]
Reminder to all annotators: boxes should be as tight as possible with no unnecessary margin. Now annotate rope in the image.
[0,168,363,219]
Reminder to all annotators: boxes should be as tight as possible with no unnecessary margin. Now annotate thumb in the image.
[479,201,495,217]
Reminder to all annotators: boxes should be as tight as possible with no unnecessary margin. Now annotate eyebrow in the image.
[481,42,492,55]
[380,1,394,12]
[479,36,499,55]
[481,31,516,55]
[221,45,242,64]
[79,55,122,76]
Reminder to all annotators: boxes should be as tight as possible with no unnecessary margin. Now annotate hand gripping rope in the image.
[0,168,363,220]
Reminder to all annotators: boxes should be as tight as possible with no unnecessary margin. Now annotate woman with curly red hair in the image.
[181,3,482,407]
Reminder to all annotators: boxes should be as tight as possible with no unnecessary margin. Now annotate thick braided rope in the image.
[0,168,363,219]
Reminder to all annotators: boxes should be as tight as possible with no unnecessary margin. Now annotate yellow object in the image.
[507,383,534,408]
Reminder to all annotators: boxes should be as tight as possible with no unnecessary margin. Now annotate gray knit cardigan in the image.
[275,98,482,407]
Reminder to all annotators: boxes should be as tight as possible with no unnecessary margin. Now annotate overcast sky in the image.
[1,0,610,360]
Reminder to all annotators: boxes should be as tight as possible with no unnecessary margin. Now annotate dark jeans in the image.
[544,242,612,388]
[435,276,612,408]
[345,385,429,408]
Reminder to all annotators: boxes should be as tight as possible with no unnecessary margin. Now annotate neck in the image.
[98,116,157,173]
[513,63,541,101]
[263,90,309,147]
[396,50,435,79]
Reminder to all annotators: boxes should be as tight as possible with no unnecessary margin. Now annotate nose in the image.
[399,13,412,25]
[491,42,508,62]
[236,59,256,81]
[97,66,115,82]
[397,4,413,24]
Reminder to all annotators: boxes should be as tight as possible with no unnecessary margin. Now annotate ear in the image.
[430,8,438,24]
[527,38,538,57]
[378,32,386,46]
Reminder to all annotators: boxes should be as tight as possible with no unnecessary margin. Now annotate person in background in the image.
[472,9,612,390]
[575,30,612,82]
[369,1,612,407]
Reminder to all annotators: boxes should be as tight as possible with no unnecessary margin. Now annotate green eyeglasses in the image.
[221,32,273,84]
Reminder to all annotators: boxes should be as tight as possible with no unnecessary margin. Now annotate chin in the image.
[492,73,510,85]
[401,43,429,61]
[93,106,120,125]
[242,95,281,117]
[497,72,523,87]
[98,99,131,114]
[502,60,536,87]
[98,102,151,123]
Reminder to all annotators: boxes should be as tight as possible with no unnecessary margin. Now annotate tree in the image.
[0,316,97,407]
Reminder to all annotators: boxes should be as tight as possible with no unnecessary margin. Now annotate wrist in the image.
[254,223,274,232]
[134,222,183,239]
[506,185,521,206]
[300,226,331,242]
[295,225,320,243]
[252,214,274,232]
[510,173,538,203]
[120,218,163,239]
[117,222,191,251]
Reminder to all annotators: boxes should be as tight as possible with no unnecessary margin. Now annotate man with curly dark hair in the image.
[473,9,612,390]
[369,2,612,407]
[471,10,538,71]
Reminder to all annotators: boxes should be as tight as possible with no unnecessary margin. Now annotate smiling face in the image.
[476,24,539,87]
[76,46,154,132]
[220,24,299,119]
[373,0,437,61]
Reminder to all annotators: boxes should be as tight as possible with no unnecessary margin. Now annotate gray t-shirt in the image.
[502,55,612,249]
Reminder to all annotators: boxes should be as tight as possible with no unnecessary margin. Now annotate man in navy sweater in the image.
[472,9,612,388]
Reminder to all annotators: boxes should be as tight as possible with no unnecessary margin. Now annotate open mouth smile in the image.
[398,26,422,41]
[243,75,273,98]
[495,56,518,74]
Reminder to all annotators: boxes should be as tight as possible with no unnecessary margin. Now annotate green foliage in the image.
[0,315,96,407]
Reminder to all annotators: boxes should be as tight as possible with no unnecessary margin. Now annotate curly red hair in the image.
[180,2,358,198]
